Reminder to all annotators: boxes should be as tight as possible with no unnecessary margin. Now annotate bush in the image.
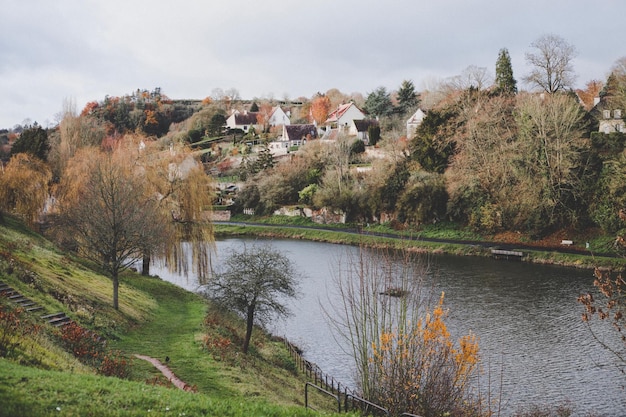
[0,304,40,358]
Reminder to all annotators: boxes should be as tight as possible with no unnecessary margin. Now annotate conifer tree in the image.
[396,79,419,115]
[494,48,517,95]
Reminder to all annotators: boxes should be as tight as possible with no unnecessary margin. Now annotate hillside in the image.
[0,216,337,416]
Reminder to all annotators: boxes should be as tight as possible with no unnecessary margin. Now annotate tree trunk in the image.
[142,254,150,276]
[243,304,255,354]
[112,272,119,310]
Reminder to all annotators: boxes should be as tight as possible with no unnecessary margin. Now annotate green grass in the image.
[0,359,324,417]
[214,221,626,270]
[0,216,345,416]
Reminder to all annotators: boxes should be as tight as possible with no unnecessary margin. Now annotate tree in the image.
[494,48,517,95]
[524,34,577,94]
[326,245,482,416]
[57,148,165,310]
[578,267,626,375]
[0,153,51,227]
[396,80,419,115]
[205,243,299,354]
[10,125,49,160]
[364,86,394,118]
[513,93,590,233]
[446,65,492,91]
[311,94,332,125]
[576,80,604,111]
[410,108,456,174]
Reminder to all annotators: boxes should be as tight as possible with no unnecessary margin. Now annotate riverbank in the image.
[214,220,626,270]
[0,216,339,416]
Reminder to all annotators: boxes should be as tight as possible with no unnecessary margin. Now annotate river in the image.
[151,238,626,416]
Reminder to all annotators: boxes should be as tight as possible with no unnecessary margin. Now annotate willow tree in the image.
[56,135,215,309]
[134,138,215,280]
[0,153,52,227]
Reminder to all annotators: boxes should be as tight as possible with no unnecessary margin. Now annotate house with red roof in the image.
[325,102,366,136]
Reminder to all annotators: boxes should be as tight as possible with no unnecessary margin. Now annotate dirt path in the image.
[134,354,195,392]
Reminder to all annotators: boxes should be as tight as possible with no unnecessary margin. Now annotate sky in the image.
[1,0,625,129]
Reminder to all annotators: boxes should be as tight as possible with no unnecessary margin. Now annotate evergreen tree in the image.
[364,87,394,118]
[494,48,517,95]
[396,80,419,115]
[10,124,49,161]
[255,143,275,171]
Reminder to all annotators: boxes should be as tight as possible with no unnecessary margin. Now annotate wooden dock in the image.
[491,249,524,260]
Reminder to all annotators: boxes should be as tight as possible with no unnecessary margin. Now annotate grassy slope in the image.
[0,217,339,416]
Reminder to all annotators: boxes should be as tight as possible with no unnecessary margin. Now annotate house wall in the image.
[269,108,291,126]
[338,106,365,135]
[406,109,425,138]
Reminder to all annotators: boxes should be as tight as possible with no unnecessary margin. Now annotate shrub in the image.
[0,304,40,358]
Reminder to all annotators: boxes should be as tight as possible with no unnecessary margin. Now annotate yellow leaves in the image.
[0,153,52,226]
[367,292,480,414]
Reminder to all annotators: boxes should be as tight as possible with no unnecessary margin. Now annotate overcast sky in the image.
[1,0,625,128]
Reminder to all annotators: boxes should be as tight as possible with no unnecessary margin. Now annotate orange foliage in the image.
[369,293,480,415]
[80,101,99,116]
[576,80,604,111]
[311,95,331,125]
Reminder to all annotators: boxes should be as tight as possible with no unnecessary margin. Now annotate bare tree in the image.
[524,34,577,94]
[446,65,493,91]
[57,148,165,310]
[204,242,299,354]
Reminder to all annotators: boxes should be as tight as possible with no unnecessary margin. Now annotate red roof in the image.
[326,103,354,123]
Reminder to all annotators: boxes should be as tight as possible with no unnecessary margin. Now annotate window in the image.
[614,109,622,119]
[603,110,611,119]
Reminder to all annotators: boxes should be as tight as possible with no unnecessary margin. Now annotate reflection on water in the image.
[151,238,626,416]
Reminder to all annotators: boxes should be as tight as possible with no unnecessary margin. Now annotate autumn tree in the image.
[256,102,274,133]
[524,34,577,94]
[494,48,517,95]
[56,136,215,308]
[48,100,106,178]
[327,246,483,416]
[310,94,332,125]
[205,243,299,354]
[0,153,52,227]
[576,80,604,111]
[56,147,165,310]
[578,267,626,375]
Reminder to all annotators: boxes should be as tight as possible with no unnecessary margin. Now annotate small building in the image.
[353,119,379,144]
[268,106,291,127]
[268,124,318,156]
[225,111,261,133]
[325,103,366,136]
[406,108,426,138]
[599,108,625,133]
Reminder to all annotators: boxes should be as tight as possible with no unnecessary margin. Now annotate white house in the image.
[599,109,625,133]
[325,103,366,136]
[406,108,426,138]
[268,106,291,127]
[225,110,261,133]
[268,124,318,156]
